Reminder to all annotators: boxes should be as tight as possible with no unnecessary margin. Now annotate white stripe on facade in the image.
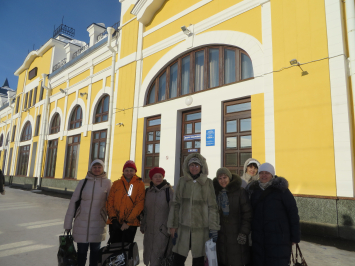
[324,0,355,197]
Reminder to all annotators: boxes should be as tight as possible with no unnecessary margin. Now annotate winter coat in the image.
[0,169,4,193]
[107,175,145,227]
[64,172,112,243]
[213,174,252,266]
[167,153,220,258]
[241,158,260,188]
[246,176,300,266]
[141,180,174,266]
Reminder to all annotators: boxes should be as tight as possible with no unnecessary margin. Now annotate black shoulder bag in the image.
[74,179,88,217]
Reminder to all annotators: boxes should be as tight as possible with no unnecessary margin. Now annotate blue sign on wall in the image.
[206,129,215,146]
[188,149,198,153]
[184,134,201,141]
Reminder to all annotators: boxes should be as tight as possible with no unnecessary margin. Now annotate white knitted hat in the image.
[258,162,275,177]
[90,159,105,171]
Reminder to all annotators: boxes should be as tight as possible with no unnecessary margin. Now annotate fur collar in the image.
[213,174,242,194]
[182,153,209,185]
[246,176,289,192]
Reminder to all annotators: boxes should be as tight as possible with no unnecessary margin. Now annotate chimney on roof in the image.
[87,23,106,47]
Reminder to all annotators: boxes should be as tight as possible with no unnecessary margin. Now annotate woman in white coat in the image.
[64,159,112,266]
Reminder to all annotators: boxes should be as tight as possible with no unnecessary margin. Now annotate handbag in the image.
[158,235,173,266]
[74,178,88,217]
[205,239,218,266]
[291,244,308,266]
[57,231,77,266]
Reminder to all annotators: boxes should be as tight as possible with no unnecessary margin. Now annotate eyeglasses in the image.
[189,164,200,168]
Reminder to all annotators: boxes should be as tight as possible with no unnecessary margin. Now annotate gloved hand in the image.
[237,233,247,245]
[111,218,121,231]
[172,232,178,246]
[209,230,218,243]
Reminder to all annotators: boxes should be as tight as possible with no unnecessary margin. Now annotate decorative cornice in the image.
[131,0,166,25]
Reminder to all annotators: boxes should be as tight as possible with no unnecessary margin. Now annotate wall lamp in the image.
[289,59,308,76]
[80,92,88,99]
[116,123,124,127]
[59,88,67,94]
[181,25,192,36]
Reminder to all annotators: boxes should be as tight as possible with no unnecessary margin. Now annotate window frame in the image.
[11,126,16,142]
[94,95,109,124]
[0,134,3,147]
[16,144,31,176]
[21,121,32,142]
[28,67,38,80]
[32,87,37,106]
[35,115,41,136]
[65,134,81,179]
[146,45,253,106]
[50,113,61,134]
[28,90,33,108]
[45,139,58,178]
[39,86,44,101]
[15,97,20,113]
[91,129,107,163]
[24,93,28,109]
[69,105,83,130]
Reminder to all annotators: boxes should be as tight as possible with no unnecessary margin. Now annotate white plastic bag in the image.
[205,239,218,266]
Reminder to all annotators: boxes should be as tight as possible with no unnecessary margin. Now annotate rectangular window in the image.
[144,116,161,183]
[28,90,33,108]
[15,97,20,113]
[33,87,37,106]
[223,98,251,176]
[16,145,30,176]
[39,86,44,101]
[28,67,38,80]
[45,139,58,177]
[24,93,28,109]
[65,135,81,178]
[35,115,41,136]
[11,125,16,142]
[91,130,107,162]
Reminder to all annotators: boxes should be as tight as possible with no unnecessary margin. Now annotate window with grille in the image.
[45,139,58,177]
[69,106,82,130]
[65,134,81,179]
[21,122,32,142]
[143,116,161,183]
[17,145,30,176]
[146,45,254,105]
[28,67,38,80]
[94,95,109,123]
[50,113,61,134]
[35,115,41,136]
[91,130,107,162]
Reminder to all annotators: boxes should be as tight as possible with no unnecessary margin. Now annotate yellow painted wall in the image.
[66,93,77,126]
[123,4,136,24]
[120,19,139,58]
[90,80,104,120]
[69,69,90,87]
[25,48,53,86]
[134,118,145,177]
[93,58,112,74]
[52,82,67,95]
[16,72,26,95]
[77,132,91,180]
[251,93,265,163]
[106,76,111,87]
[272,0,335,196]
[143,0,243,49]
[111,62,137,181]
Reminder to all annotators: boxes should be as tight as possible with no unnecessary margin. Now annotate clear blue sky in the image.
[0,0,122,91]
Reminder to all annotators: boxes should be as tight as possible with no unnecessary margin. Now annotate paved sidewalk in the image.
[0,187,354,265]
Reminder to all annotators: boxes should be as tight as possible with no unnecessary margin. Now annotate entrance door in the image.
[181,110,201,172]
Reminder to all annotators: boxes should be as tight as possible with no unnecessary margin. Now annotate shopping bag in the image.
[205,239,218,266]
[158,235,173,266]
[57,231,77,266]
[291,244,308,266]
[99,237,139,266]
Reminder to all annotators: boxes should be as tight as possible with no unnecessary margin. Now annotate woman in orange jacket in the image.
[107,160,145,243]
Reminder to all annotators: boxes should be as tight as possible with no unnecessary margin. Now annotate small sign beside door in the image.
[206,129,215,146]
[188,149,198,153]
[184,134,201,141]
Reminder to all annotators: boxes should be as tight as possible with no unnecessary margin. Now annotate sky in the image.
[0,0,122,91]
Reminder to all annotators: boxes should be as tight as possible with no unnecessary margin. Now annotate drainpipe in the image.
[5,92,14,175]
[36,74,51,187]
[104,27,117,177]
[345,0,355,116]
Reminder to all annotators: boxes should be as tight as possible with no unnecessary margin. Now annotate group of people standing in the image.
[64,153,300,266]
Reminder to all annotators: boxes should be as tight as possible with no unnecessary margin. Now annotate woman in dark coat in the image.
[246,163,300,266]
[213,167,252,266]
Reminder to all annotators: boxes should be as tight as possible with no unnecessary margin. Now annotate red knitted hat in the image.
[149,167,165,179]
[123,160,137,172]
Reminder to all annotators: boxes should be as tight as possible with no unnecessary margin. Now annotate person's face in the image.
[246,165,258,176]
[189,163,201,176]
[123,168,136,180]
[152,173,164,186]
[91,164,104,175]
[259,171,273,183]
[217,174,230,188]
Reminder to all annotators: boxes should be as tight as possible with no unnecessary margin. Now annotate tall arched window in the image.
[50,113,61,134]
[21,122,32,142]
[95,95,109,123]
[69,106,82,130]
[0,134,3,147]
[146,45,254,105]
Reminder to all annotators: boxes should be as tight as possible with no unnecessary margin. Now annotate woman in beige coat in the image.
[140,167,174,266]
[64,159,112,266]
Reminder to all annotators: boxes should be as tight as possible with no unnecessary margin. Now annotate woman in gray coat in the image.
[168,153,220,266]
[64,159,112,266]
[140,167,174,266]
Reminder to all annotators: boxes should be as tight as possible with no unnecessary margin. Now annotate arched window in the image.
[50,113,61,134]
[69,106,82,130]
[21,122,32,141]
[0,134,3,147]
[95,95,109,123]
[5,133,9,146]
[146,45,254,105]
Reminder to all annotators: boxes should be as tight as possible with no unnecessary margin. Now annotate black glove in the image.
[111,218,121,231]
[237,233,247,245]
[172,232,178,246]
[209,230,218,243]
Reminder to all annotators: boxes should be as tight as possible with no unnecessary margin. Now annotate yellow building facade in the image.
[2,0,355,239]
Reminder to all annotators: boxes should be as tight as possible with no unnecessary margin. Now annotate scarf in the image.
[190,172,201,180]
[150,180,167,190]
[258,178,274,190]
[217,189,230,216]
[242,172,259,183]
